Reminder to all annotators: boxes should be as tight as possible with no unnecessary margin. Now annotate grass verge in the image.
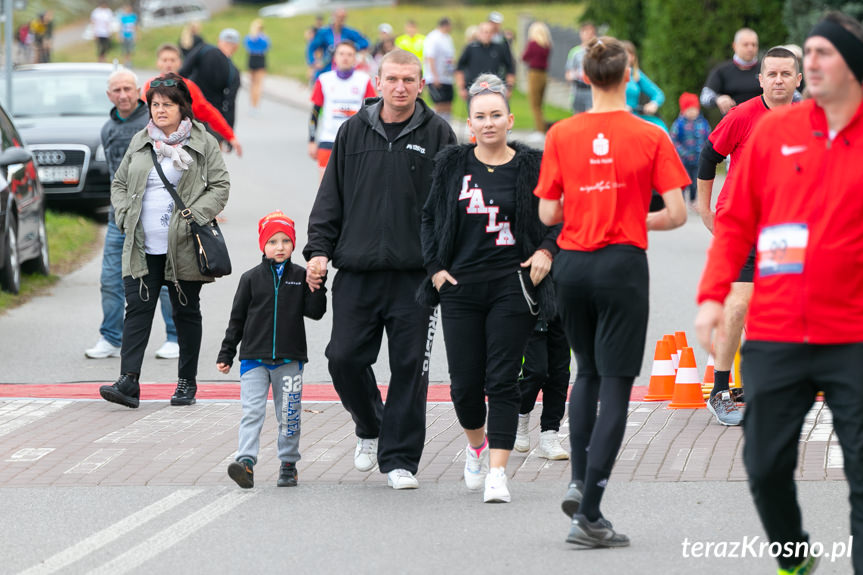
[53,3,582,131]
[0,210,101,312]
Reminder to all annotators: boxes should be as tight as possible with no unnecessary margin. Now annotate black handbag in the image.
[150,147,231,277]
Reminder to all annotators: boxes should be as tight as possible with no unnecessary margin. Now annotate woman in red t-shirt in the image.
[534,36,688,548]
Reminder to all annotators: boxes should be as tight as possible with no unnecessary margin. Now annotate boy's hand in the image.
[306,256,328,292]
[216,362,231,374]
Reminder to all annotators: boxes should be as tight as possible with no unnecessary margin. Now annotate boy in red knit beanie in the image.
[217,210,327,488]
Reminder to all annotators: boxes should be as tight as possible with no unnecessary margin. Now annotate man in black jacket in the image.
[304,49,457,490]
[179,28,241,129]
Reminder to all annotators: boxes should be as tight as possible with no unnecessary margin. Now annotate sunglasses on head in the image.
[151,78,179,88]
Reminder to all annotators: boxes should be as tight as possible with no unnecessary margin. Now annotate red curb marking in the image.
[0,383,650,402]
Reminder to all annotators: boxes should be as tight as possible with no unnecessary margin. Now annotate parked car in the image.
[0,102,49,294]
[259,0,394,17]
[140,0,210,28]
[3,63,114,209]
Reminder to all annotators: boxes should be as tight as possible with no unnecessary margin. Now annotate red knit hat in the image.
[258,211,296,252]
[678,92,699,112]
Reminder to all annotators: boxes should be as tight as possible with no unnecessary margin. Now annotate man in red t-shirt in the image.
[142,43,243,157]
[695,46,801,425]
[695,12,863,573]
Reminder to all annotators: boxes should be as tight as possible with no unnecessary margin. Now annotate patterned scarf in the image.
[147,118,194,170]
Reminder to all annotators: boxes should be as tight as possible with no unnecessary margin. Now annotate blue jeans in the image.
[100,213,177,347]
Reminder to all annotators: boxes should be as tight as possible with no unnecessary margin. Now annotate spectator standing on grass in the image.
[424,17,456,123]
[700,28,761,115]
[119,5,138,68]
[395,20,425,60]
[565,21,597,114]
[245,19,271,113]
[90,1,115,63]
[522,21,552,135]
[86,69,180,363]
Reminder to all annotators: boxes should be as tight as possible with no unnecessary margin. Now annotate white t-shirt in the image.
[312,70,376,145]
[142,157,183,255]
[90,7,114,39]
[423,29,455,84]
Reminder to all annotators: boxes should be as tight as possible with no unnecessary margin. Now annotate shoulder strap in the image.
[150,146,193,221]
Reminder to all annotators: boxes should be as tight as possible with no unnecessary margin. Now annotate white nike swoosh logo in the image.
[781,145,807,156]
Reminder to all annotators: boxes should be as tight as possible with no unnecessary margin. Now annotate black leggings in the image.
[121,254,203,379]
[440,272,536,450]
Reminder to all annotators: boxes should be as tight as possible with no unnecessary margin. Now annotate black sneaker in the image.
[561,480,583,518]
[170,378,197,406]
[227,458,254,489]
[99,374,140,408]
[277,462,298,487]
[567,513,630,548]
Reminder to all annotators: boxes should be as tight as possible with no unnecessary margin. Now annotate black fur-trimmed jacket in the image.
[418,141,560,319]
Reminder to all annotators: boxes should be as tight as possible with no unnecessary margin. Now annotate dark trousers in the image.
[518,316,571,431]
[326,270,436,474]
[439,273,537,450]
[684,162,698,202]
[121,254,203,379]
[742,341,863,572]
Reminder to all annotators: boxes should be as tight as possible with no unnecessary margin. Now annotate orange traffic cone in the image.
[674,331,689,350]
[668,347,706,409]
[664,334,680,371]
[701,353,716,399]
[644,339,676,401]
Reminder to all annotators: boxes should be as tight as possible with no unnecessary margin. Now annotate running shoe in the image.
[464,441,490,490]
[354,437,378,472]
[85,337,121,359]
[778,554,819,574]
[514,414,530,452]
[561,480,583,518]
[227,458,254,489]
[707,390,743,426]
[730,387,745,403]
[567,513,630,548]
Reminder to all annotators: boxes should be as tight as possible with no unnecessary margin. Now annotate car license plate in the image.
[38,166,80,184]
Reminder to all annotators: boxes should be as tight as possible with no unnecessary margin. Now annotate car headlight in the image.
[95,144,106,162]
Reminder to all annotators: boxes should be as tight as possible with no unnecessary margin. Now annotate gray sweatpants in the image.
[237,362,303,464]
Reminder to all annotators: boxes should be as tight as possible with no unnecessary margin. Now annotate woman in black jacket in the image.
[420,73,559,504]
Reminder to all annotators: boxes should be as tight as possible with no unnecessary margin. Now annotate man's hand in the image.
[306,256,328,292]
[717,95,736,115]
[229,139,243,157]
[308,141,318,161]
[695,300,725,353]
[216,362,231,374]
[521,249,552,286]
[700,209,716,234]
[432,270,457,291]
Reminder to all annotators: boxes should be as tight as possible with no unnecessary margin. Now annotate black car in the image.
[5,63,114,208]
[0,102,49,294]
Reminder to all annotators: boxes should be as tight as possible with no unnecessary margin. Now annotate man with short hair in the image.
[696,46,802,426]
[308,41,376,178]
[696,12,863,574]
[307,8,370,82]
[395,19,425,60]
[701,28,761,114]
[455,21,516,103]
[179,28,242,129]
[565,21,596,114]
[145,43,242,156]
[86,70,179,360]
[423,17,455,122]
[304,49,456,490]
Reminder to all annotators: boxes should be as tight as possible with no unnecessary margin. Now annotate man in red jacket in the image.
[696,11,863,575]
[143,43,243,157]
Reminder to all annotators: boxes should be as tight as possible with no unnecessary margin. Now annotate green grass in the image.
[0,210,101,312]
[53,3,582,131]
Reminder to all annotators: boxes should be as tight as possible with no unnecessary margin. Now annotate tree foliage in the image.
[783,0,863,44]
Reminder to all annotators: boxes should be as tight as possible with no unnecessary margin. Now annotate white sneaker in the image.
[464,441,490,490]
[387,468,419,489]
[155,341,180,359]
[85,337,121,359]
[537,430,570,460]
[483,467,511,503]
[354,437,378,472]
[515,413,530,452]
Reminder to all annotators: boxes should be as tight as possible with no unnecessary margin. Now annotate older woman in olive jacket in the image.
[100,73,229,410]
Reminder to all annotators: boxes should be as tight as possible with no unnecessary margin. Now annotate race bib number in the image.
[757,223,808,277]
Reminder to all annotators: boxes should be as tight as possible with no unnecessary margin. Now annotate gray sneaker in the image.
[707,391,743,426]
